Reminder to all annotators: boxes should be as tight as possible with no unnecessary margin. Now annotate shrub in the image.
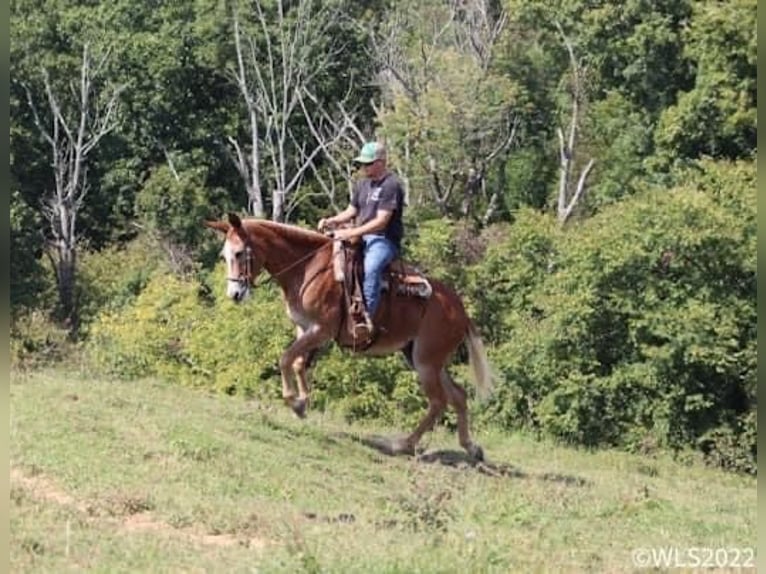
[472,160,755,472]
[11,311,73,370]
[77,236,164,334]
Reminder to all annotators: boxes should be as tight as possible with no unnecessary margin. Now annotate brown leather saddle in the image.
[331,240,432,346]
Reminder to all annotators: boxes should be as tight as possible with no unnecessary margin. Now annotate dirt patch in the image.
[11,467,83,510]
[10,466,270,550]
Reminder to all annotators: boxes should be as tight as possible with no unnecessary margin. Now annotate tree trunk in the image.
[54,243,78,336]
[272,188,285,223]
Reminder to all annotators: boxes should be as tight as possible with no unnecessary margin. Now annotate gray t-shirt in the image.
[350,172,404,249]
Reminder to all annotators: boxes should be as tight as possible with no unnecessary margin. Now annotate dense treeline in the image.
[11,0,756,473]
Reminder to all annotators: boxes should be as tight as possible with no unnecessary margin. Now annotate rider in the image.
[318,141,405,333]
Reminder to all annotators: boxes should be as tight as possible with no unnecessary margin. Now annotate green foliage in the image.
[76,236,164,332]
[404,218,468,288]
[472,160,755,472]
[501,148,556,212]
[574,0,694,114]
[86,264,428,423]
[580,91,652,209]
[134,163,227,266]
[10,191,51,316]
[87,269,291,395]
[311,350,422,426]
[653,0,756,165]
[10,312,73,371]
[376,0,518,218]
[468,210,557,343]
[698,410,757,475]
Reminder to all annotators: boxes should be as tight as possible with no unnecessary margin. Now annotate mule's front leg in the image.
[291,350,318,419]
[292,327,318,404]
[279,325,328,418]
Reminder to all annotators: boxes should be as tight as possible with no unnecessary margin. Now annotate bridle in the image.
[227,242,258,289]
[226,235,335,291]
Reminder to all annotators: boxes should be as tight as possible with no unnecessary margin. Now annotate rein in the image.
[233,239,333,290]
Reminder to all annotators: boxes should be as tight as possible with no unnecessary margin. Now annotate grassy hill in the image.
[10,369,756,573]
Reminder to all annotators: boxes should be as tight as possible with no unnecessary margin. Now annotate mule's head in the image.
[204,213,260,303]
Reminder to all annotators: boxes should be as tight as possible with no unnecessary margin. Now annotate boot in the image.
[351,308,376,347]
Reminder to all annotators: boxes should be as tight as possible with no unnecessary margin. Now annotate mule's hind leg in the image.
[391,362,448,456]
[441,370,484,461]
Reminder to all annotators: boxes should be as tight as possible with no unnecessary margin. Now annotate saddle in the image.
[332,240,432,346]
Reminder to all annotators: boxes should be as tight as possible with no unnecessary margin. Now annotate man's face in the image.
[362,159,385,179]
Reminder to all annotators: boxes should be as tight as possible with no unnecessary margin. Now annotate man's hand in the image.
[317,218,331,232]
[331,228,356,242]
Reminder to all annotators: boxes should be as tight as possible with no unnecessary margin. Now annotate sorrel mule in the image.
[204,213,494,460]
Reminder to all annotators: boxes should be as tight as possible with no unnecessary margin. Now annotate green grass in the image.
[10,369,756,573]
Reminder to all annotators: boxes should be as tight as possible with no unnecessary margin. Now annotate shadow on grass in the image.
[244,412,346,450]
[332,431,589,487]
[246,418,589,488]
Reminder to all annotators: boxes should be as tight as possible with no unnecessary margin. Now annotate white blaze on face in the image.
[222,238,249,300]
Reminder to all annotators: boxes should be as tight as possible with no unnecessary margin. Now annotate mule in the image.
[204,213,494,460]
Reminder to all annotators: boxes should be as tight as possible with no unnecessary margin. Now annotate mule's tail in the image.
[465,320,495,401]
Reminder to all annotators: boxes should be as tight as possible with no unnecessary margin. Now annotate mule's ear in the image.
[227,212,243,229]
[203,220,230,234]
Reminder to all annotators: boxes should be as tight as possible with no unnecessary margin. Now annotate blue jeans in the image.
[362,235,398,317]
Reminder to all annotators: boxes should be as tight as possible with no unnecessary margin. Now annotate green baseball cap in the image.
[353,141,386,164]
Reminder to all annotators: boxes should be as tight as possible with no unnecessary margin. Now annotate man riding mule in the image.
[204,212,494,461]
[318,141,405,340]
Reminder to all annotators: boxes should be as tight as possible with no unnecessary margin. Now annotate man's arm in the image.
[336,210,392,240]
[318,205,357,231]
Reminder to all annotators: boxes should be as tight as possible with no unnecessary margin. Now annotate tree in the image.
[134,161,227,274]
[25,44,125,335]
[554,20,594,225]
[226,0,364,221]
[372,0,518,222]
[653,0,756,166]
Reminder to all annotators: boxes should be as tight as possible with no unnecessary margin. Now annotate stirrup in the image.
[353,314,373,333]
[352,312,375,343]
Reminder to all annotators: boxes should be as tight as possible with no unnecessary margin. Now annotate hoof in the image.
[467,443,484,462]
[388,437,416,457]
[289,397,308,419]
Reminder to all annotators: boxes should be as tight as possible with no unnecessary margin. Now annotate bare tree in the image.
[25,44,124,335]
[227,0,363,221]
[366,0,515,222]
[555,21,595,225]
[450,0,508,71]
[229,7,265,218]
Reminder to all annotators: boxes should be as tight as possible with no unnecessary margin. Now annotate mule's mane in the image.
[242,219,330,248]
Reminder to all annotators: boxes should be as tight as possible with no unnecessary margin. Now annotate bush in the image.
[311,348,423,426]
[698,411,756,475]
[11,311,73,370]
[472,160,755,472]
[87,267,292,395]
[77,236,164,334]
